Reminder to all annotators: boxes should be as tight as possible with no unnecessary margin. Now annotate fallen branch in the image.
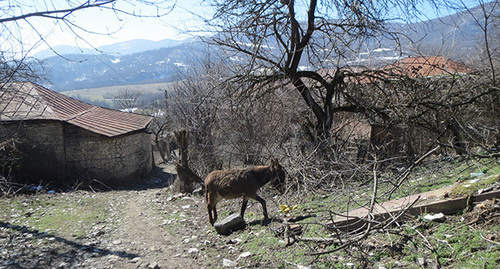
[386,146,440,199]
[306,241,351,256]
[479,232,500,245]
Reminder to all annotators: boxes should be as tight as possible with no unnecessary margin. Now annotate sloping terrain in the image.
[1,161,499,268]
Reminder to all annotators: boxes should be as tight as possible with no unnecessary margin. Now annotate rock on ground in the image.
[214,213,246,235]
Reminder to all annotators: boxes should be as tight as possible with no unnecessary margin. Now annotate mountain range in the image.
[33,38,189,59]
[34,3,498,92]
[37,38,205,91]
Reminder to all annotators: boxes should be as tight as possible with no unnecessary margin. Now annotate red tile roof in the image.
[383,56,475,77]
[313,57,475,84]
[0,82,152,137]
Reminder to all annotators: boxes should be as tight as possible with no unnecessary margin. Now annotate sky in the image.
[1,0,210,56]
[0,0,485,57]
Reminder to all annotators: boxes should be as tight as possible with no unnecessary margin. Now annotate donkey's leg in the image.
[213,204,218,224]
[207,193,219,225]
[240,197,249,218]
[253,195,268,220]
[207,203,215,225]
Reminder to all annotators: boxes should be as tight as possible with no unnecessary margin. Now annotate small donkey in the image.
[204,158,286,225]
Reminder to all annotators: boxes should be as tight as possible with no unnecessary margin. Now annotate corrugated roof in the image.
[0,82,152,137]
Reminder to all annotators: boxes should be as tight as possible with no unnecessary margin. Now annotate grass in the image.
[379,157,499,201]
[229,157,500,268]
[60,82,174,101]
[1,156,498,268]
[0,193,112,238]
[400,219,500,268]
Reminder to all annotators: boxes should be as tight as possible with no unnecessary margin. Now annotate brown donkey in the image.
[204,158,286,225]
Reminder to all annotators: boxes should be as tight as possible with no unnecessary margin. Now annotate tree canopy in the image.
[205,0,468,139]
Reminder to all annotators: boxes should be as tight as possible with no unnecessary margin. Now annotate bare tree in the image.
[1,0,176,95]
[448,0,499,84]
[150,110,172,164]
[0,0,174,59]
[435,0,500,150]
[205,0,438,141]
[173,130,203,193]
[112,88,144,111]
[166,50,226,175]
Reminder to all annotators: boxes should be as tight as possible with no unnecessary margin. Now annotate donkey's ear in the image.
[270,158,280,167]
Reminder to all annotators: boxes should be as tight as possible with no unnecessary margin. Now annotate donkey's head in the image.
[269,158,286,193]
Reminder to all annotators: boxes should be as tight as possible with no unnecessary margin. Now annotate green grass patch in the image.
[414,177,456,193]
[367,214,500,268]
[450,174,499,198]
[431,224,500,268]
[0,194,111,238]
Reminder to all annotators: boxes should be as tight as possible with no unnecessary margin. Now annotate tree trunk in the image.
[154,137,169,164]
[173,130,202,193]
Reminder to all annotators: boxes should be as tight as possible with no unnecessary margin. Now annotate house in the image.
[0,81,153,187]
[366,56,476,158]
[307,56,476,159]
[382,56,476,78]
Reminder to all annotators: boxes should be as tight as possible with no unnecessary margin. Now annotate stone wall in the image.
[1,121,67,183]
[63,123,152,185]
[1,121,152,186]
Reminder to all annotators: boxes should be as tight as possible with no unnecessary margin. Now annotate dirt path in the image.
[3,164,500,268]
[2,165,254,269]
[119,190,196,268]
[81,188,212,269]
[1,164,279,268]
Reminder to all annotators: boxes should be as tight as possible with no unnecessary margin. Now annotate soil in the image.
[1,165,499,268]
[0,165,258,269]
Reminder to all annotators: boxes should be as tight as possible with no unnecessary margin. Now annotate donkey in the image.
[204,158,286,225]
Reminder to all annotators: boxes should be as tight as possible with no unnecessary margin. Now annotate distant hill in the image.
[34,3,498,92]
[33,38,191,59]
[37,38,206,91]
[399,3,499,61]
[351,2,499,66]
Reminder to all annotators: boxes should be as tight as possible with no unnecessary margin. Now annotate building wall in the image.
[1,121,67,183]
[63,123,152,185]
[1,120,152,186]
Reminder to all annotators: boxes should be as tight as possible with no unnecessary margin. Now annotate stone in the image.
[222,259,237,267]
[192,187,204,195]
[423,213,446,222]
[148,262,160,269]
[213,214,246,235]
[238,251,252,259]
[130,257,142,263]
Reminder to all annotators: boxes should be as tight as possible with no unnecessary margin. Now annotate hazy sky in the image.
[1,0,483,57]
[2,0,209,56]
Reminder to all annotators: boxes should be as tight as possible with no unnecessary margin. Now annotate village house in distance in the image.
[0,82,153,187]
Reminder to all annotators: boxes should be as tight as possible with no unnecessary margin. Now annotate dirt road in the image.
[80,188,216,269]
[1,184,244,269]
[1,158,284,269]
